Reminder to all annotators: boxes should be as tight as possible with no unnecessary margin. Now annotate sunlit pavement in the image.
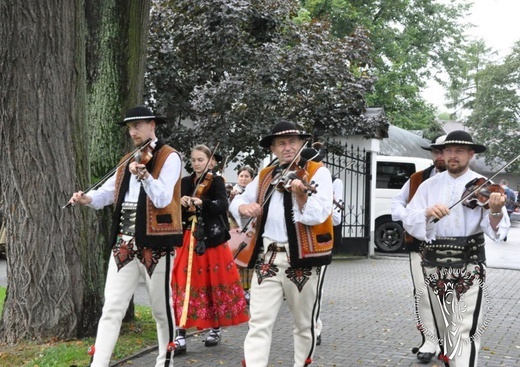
[485,219,520,270]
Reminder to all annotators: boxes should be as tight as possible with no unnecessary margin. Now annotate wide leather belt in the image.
[422,233,485,267]
[267,242,286,252]
[119,202,137,236]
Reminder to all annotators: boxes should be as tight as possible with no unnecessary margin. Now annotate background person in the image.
[68,106,182,367]
[228,165,256,303]
[499,179,516,217]
[300,141,342,346]
[391,134,446,363]
[0,208,6,257]
[230,165,255,201]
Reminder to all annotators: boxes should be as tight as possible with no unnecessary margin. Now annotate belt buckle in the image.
[268,242,284,252]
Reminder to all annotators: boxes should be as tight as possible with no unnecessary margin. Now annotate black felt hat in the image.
[117,106,167,126]
[213,152,223,163]
[433,130,486,153]
[259,120,311,148]
[421,134,447,151]
[301,142,326,162]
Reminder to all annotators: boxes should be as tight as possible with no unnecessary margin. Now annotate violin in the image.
[134,143,153,165]
[133,143,154,181]
[462,177,507,210]
[186,144,220,212]
[193,171,214,198]
[272,163,317,195]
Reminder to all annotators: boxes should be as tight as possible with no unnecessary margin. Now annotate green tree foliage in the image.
[299,0,472,130]
[466,42,520,171]
[444,39,497,117]
[146,0,387,168]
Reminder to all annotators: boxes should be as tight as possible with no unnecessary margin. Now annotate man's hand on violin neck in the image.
[426,204,450,220]
[488,192,506,213]
[129,162,149,180]
[289,179,308,196]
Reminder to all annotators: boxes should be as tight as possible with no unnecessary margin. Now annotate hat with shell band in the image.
[431,130,486,153]
[117,106,167,126]
[421,134,447,151]
[259,120,311,148]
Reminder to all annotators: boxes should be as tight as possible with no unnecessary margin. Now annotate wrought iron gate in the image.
[323,142,371,256]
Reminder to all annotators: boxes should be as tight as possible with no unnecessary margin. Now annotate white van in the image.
[373,156,432,252]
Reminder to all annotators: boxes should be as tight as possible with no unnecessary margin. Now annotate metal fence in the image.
[323,142,371,255]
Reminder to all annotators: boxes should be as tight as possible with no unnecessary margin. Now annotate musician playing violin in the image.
[229,120,334,367]
[68,106,182,367]
[171,144,248,356]
[402,130,510,367]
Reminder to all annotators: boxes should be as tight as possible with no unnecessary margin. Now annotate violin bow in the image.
[62,139,152,209]
[431,153,520,222]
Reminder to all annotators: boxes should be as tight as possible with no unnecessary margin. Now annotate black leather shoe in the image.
[316,334,321,346]
[417,352,435,363]
[173,336,187,356]
[204,328,221,347]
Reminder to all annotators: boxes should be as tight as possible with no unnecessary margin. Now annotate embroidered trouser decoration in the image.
[423,264,486,367]
[286,267,312,292]
[137,247,175,277]
[254,250,279,284]
[113,235,136,271]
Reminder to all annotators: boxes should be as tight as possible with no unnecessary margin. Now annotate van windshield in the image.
[376,162,416,189]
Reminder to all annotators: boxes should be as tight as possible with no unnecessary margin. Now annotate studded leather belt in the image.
[267,242,286,252]
[119,202,137,236]
[421,233,485,267]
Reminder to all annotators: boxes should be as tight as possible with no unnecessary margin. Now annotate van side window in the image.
[376,162,416,189]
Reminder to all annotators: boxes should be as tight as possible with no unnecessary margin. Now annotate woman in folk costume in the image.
[171,144,249,355]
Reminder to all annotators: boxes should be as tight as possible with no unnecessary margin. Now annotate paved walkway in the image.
[113,255,520,367]
[3,225,520,366]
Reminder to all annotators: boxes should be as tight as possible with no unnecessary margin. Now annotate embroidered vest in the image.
[249,160,333,268]
[408,165,434,201]
[110,142,183,249]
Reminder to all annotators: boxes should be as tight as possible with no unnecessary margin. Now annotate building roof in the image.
[378,125,432,159]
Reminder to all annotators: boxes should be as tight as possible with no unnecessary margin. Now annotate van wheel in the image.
[374,219,404,252]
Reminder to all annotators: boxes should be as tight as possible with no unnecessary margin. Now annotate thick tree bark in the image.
[0,0,151,342]
[0,0,92,343]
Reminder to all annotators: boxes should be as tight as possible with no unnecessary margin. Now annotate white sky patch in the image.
[422,0,520,111]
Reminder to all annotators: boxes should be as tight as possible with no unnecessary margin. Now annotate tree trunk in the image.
[0,0,150,342]
[84,0,151,325]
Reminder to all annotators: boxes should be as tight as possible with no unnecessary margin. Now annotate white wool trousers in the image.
[423,263,486,367]
[409,251,440,354]
[90,243,175,367]
[244,238,322,367]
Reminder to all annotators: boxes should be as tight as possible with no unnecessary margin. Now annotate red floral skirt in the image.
[171,230,249,329]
